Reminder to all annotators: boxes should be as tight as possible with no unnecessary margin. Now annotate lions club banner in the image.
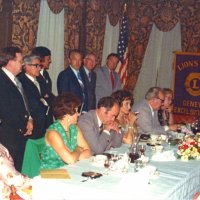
[173,52,200,120]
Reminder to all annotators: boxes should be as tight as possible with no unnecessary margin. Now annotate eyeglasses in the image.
[156,97,164,103]
[28,64,42,68]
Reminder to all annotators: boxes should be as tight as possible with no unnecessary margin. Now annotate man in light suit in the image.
[0,47,33,171]
[57,49,88,112]
[78,96,123,155]
[132,87,178,136]
[80,53,96,110]
[95,53,122,105]
[19,54,49,139]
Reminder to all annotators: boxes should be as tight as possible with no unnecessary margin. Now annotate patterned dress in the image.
[40,120,78,169]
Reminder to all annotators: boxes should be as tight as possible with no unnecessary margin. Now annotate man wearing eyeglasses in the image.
[132,87,179,136]
[0,46,33,171]
[18,54,49,139]
[32,46,55,127]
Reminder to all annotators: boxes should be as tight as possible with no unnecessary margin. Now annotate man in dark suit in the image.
[19,54,49,139]
[57,49,88,112]
[78,96,123,155]
[95,53,122,105]
[32,46,55,127]
[80,53,96,110]
[0,47,33,171]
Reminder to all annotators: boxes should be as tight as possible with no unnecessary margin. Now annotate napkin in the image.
[109,154,130,173]
[151,150,176,161]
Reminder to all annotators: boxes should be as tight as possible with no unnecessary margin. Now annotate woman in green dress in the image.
[40,92,91,169]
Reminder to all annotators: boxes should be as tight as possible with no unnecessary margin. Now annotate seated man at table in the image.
[78,96,123,155]
[132,87,178,136]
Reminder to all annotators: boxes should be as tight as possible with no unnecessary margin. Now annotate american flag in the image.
[116,12,129,88]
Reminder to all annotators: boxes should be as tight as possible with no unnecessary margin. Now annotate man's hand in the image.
[24,119,33,136]
[104,120,120,133]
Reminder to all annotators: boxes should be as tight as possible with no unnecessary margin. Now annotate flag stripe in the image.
[117,12,128,88]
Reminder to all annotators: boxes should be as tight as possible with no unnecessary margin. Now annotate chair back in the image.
[21,138,45,178]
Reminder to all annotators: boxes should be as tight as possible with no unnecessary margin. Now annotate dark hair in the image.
[68,49,82,58]
[97,96,118,111]
[106,53,119,60]
[52,92,81,120]
[0,46,21,67]
[32,46,51,58]
[111,90,134,107]
[145,87,162,100]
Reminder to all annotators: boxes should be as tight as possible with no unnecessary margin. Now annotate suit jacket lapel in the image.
[0,70,25,105]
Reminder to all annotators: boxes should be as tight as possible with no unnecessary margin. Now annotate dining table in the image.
[32,141,200,200]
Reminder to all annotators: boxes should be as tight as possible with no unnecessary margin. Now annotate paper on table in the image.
[40,169,71,179]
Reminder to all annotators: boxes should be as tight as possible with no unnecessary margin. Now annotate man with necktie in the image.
[0,46,33,171]
[79,53,97,111]
[57,49,88,112]
[78,96,123,155]
[19,54,49,139]
[95,53,122,105]
[32,46,55,127]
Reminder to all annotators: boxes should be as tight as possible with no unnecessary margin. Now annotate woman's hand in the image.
[123,112,137,126]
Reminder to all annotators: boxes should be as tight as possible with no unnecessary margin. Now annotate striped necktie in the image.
[14,77,30,114]
[77,71,84,89]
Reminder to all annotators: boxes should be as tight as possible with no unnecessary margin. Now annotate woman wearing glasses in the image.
[40,92,91,170]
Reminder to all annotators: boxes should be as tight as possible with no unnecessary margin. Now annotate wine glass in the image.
[104,159,110,174]
[129,146,140,163]
[139,144,146,156]
[191,121,199,135]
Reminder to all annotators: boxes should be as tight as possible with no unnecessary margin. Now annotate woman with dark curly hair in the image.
[40,92,91,169]
[111,90,137,144]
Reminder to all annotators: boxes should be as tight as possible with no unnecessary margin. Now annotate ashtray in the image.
[81,171,102,179]
[140,134,150,140]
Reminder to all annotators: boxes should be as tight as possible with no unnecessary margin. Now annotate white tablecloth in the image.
[32,144,200,200]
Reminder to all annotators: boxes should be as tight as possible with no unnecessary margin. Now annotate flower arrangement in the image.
[177,135,200,161]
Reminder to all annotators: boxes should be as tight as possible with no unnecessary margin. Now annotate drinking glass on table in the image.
[129,145,140,163]
[139,144,146,156]
[104,158,110,174]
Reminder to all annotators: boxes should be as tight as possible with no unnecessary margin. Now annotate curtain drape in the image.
[133,22,182,104]
[101,15,119,66]
[36,0,64,95]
